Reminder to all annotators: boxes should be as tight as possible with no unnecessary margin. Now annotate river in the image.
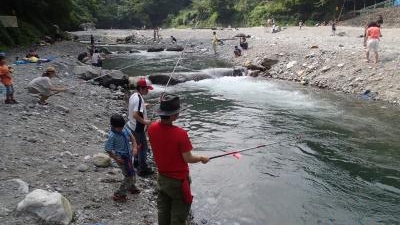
[104,50,400,225]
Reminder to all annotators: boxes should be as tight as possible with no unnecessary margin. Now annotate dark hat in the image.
[157,94,181,116]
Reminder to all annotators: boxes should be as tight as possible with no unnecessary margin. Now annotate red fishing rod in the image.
[209,136,303,160]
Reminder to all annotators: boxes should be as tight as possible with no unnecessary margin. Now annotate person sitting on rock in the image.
[105,114,140,203]
[234,46,242,57]
[240,37,248,50]
[27,66,67,105]
[171,36,177,44]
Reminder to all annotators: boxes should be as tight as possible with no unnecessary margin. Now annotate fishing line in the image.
[163,19,201,94]
[209,135,303,160]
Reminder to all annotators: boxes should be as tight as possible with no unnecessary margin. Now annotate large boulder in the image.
[0,179,30,217]
[261,58,279,69]
[149,67,247,85]
[17,189,73,225]
[244,61,266,71]
[147,47,164,52]
[93,153,111,167]
[73,65,100,80]
[96,70,129,88]
[166,46,184,51]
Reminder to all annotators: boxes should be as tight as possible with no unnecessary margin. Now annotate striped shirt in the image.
[104,127,132,157]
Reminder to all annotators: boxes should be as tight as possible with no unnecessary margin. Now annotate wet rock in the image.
[17,189,73,225]
[166,46,184,51]
[147,47,164,52]
[248,70,261,77]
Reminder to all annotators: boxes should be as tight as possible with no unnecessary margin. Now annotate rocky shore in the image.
[0,41,158,225]
[1,24,400,225]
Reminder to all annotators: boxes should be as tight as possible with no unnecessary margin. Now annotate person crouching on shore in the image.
[28,66,67,105]
[0,54,18,104]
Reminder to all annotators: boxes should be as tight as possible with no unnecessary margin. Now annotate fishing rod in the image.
[49,72,112,97]
[210,144,266,160]
[209,136,303,160]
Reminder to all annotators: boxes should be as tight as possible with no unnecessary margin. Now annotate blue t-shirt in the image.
[104,127,132,157]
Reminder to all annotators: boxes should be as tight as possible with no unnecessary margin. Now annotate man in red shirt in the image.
[148,94,209,225]
[365,21,381,64]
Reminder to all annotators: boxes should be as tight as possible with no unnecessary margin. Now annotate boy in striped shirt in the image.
[105,114,140,202]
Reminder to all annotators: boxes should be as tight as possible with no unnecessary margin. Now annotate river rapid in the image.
[105,50,400,225]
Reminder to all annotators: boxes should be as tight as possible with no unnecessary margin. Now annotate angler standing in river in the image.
[148,94,209,225]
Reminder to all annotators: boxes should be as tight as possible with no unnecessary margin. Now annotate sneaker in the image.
[4,99,12,104]
[138,168,154,177]
[129,186,141,194]
[112,193,128,202]
[11,99,18,104]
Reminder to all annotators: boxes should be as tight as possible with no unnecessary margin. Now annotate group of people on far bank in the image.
[104,77,209,225]
[212,31,248,57]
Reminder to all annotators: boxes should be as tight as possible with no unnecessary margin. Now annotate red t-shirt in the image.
[367,26,381,39]
[148,121,192,179]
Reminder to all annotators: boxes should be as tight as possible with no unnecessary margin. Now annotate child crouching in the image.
[105,114,140,202]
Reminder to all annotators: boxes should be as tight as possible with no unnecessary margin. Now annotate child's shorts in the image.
[367,39,379,53]
[5,85,14,95]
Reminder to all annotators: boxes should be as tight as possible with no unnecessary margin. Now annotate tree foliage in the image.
[0,0,390,47]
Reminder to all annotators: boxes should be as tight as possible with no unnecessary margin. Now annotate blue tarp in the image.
[395,0,400,6]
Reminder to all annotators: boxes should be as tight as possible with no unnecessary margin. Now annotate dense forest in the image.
[0,0,390,48]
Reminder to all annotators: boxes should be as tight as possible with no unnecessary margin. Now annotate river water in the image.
[104,50,400,225]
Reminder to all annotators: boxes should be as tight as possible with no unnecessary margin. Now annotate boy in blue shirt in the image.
[105,114,140,202]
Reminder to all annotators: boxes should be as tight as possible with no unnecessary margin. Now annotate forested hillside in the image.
[0,0,391,48]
